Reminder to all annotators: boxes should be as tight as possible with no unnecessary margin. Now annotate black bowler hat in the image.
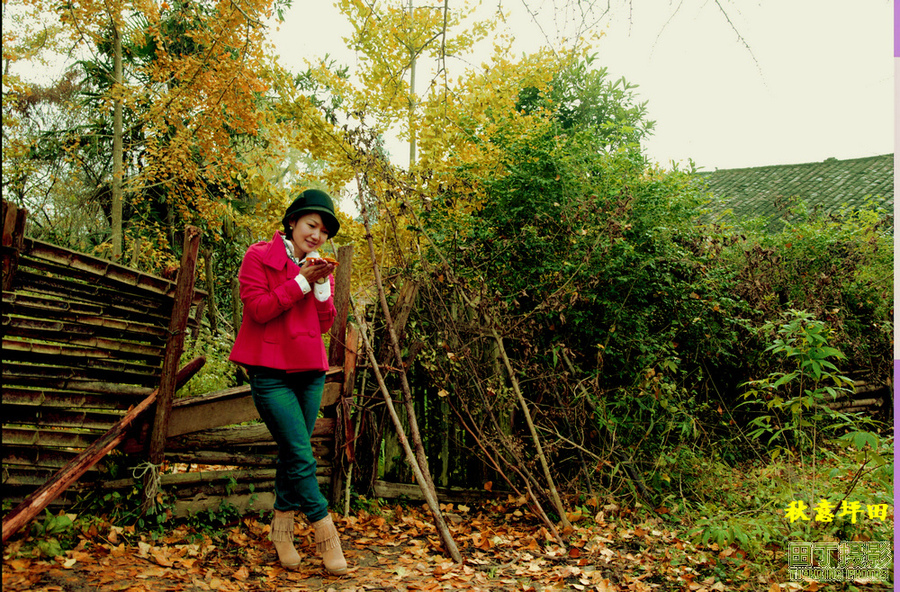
[282,189,340,237]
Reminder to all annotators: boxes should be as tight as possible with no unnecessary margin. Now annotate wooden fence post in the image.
[327,244,353,367]
[2,200,27,292]
[327,244,354,506]
[142,226,202,512]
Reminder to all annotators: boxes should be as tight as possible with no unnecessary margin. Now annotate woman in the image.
[229,189,348,575]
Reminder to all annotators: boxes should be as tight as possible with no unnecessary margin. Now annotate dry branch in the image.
[394,199,573,533]
[352,169,462,563]
[487,327,573,532]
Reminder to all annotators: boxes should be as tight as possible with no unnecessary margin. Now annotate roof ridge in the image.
[697,153,893,175]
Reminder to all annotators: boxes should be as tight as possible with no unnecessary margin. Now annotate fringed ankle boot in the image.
[269,510,302,570]
[312,514,347,575]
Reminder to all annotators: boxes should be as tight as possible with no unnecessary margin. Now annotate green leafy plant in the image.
[178,330,238,398]
[739,309,859,460]
[28,510,77,558]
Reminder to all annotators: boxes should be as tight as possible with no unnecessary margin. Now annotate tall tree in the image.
[333,0,490,166]
[5,0,290,268]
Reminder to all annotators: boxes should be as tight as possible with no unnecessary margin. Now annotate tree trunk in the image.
[203,246,218,335]
[407,0,417,167]
[111,22,124,260]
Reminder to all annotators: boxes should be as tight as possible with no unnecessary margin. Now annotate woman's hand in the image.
[299,259,335,285]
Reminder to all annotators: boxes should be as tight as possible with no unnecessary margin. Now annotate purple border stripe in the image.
[896,0,900,56]
[895,360,899,584]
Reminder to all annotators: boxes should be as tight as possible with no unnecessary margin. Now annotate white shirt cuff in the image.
[295,274,312,294]
[314,278,331,302]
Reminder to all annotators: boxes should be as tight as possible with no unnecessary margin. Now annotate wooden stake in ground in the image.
[142,226,202,514]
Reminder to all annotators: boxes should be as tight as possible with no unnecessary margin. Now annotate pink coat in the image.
[229,232,336,372]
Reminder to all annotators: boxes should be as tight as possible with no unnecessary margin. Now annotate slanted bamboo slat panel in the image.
[1,200,206,509]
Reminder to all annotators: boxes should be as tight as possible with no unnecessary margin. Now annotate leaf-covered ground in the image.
[3,497,891,592]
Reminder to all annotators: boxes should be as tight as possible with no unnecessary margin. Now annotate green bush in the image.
[178,330,238,398]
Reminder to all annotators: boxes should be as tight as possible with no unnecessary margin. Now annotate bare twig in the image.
[352,167,462,563]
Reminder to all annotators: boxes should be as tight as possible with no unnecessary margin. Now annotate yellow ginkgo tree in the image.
[6,0,292,268]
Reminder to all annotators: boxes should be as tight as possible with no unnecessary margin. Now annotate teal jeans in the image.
[249,368,328,522]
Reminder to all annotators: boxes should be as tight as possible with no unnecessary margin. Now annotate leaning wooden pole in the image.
[488,326,572,531]
[351,297,462,563]
[401,203,573,531]
[353,175,462,563]
[2,357,206,543]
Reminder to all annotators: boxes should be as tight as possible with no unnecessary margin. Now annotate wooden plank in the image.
[164,419,336,450]
[165,382,341,438]
[1,490,79,511]
[2,342,163,378]
[1,326,165,359]
[2,387,144,410]
[3,427,100,449]
[2,467,100,487]
[102,467,330,494]
[12,268,173,318]
[3,278,171,326]
[1,377,155,397]
[2,292,173,347]
[23,238,175,297]
[170,475,330,502]
[164,449,277,467]
[2,337,163,366]
[167,385,254,438]
[2,406,125,431]
[2,314,168,346]
[165,440,332,467]
[173,492,275,517]
[372,480,500,504]
[3,445,83,470]
[161,468,279,485]
[3,361,161,388]
[1,356,205,543]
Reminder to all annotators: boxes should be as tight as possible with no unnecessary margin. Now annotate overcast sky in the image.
[266,1,893,172]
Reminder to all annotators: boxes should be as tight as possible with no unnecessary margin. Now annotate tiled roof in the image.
[695,154,893,229]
